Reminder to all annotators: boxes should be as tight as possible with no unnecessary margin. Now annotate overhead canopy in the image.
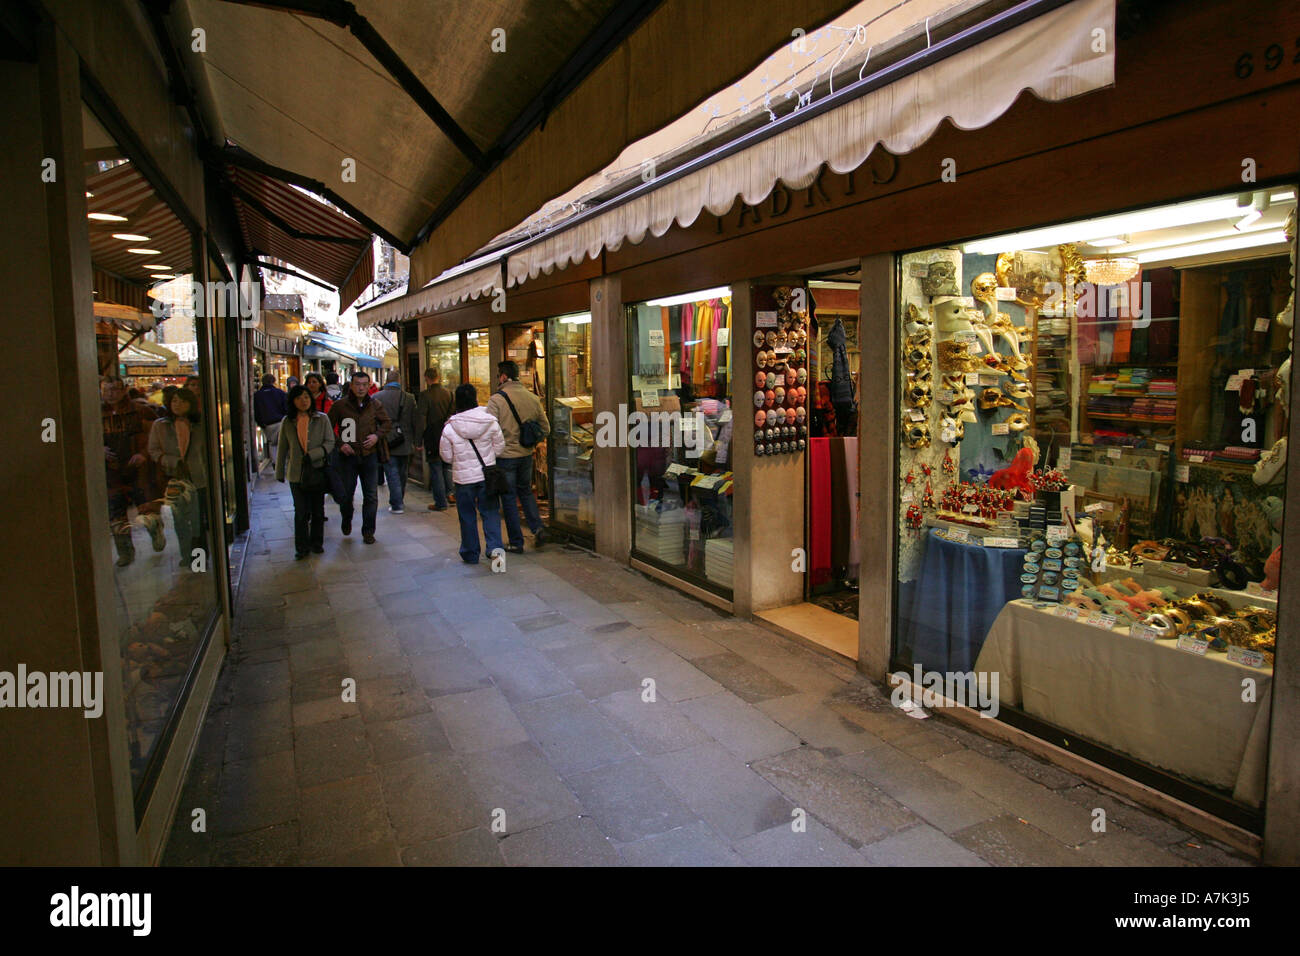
[359,0,1116,327]
[304,331,383,369]
[227,166,375,311]
[86,161,193,280]
[117,330,180,370]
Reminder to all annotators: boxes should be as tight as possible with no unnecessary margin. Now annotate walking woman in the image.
[304,371,333,414]
[440,383,506,564]
[147,386,208,566]
[277,384,336,559]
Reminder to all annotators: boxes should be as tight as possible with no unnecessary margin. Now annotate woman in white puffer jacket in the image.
[440,384,507,564]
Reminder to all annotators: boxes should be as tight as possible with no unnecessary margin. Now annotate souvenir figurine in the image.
[905,503,924,533]
[942,449,956,475]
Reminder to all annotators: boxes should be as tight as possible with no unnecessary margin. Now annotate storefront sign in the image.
[1176,634,1209,656]
[1227,646,1266,668]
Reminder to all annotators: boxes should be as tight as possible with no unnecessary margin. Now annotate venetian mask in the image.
[932,298,973,335]
[921,259,959,297]
[971,272,998,304]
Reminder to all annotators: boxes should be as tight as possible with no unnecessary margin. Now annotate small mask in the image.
[921,259,959,297]
[796,367,807,386]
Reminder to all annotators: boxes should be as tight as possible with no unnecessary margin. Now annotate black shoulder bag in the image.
[500,390,544,448]
[468,436,511,497]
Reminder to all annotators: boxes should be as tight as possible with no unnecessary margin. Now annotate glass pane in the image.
[892,187,1295,809]
[424,333,461,393]
[547,314,594,533]
[627,290,735,590]
[85,104,221,796]
[466,329,491,404]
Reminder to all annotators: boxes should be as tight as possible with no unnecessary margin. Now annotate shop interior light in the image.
[88,212,127,221]
[962,196,1247,254]
[1087,236,1128,247]
[112,233,151,242]
[808,280,859,289]
[126,248,162,255]
[1134,230,1288,264]
[1235,209,1263,230]
[559,312,591,324]
[141,265,171,271]
[1083,256,1140,286]
[85,191,93,198]
[645,286,731,308]
[149,273,174,279]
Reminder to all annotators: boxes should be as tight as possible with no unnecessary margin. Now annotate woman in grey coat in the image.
[277,385,337,558]
[147,387,207,566]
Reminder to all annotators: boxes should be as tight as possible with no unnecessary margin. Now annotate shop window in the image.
[504,321,550,525]
[893,187,1296,813]
[627,287,735,592]
[424,332,461,393]
[466,329,491,404]
[84,104,222,802]
[547,313,594,535]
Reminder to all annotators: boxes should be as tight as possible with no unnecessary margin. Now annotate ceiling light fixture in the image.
[88,212,127,222]
[126,248,162,255]
[141,264,171,270]
[559,312,592,324]
[1083,256,1140,286]
[645,286,731,308]
[1135,230,1288,264]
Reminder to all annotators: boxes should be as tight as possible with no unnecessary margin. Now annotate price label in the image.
[648,329,665,348]
[640,389,660,407]
[991,423,1010,436]
[965,372,980,385]
[1046,525,1070,543]
[962,504,980,514]
[1254,317,1271,332]
[1245,581,1276,598]
[1107,447,1122,459]
[948,529,972,545]
[961,297,976,307]
[1240,368,1255,378]
[716,327,730,347]
[901,490,914,503]
[909,263,932,278]
[909,409,926,421]
[996,287,1018,301]
[1225,375,1243,392]
[756,310,778,328]
[1177,634,1209,656]
[688,527,701,541]
[1130,623,1161,642]
[985,536,1020,548]
[936,389,955,403]
[1084,612,1118,630]
[1155,443,1170,453]
[1188,454,1205,463]
[1056,606,1081,621]
[1175,464,1190,483]
[1084,502,1110,513]
[1163,562,1190,578]
[1227,646,1266,668]
[979,374,1000,386]
[1058,448,1072,470]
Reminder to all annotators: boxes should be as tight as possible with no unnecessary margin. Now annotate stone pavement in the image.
[162,475,1254,866]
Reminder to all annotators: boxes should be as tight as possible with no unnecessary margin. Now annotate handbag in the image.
[500,390,544,449]
[300,449,328,492]
[468,437,511,497]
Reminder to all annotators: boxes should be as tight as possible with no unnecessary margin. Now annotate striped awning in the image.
[227,165,375,310]
[86,162,193,281]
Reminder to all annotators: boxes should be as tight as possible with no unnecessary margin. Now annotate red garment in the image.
[312,392,333,414]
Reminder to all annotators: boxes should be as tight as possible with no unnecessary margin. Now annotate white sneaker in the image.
[390,506,405,514]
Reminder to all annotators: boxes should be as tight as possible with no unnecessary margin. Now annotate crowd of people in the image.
[257,360,551,563]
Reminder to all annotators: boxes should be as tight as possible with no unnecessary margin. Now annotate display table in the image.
[975,600,1270,806]
[899,528,1027,673]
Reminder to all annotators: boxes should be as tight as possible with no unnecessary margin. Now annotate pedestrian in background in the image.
[440,383,505,565]
[486,360,550,551]
[147,387,207,566]
[328,371,391,544]
[374,369,415,514]
[305,371,332,414]
[253,373,288,468]
[277,384,335,559]
[324,371,343,404]
[414,366,454,511]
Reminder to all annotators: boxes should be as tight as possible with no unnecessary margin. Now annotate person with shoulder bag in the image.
[374,370,416,514]
[277,384,336,558]
[440,384,506,565]
[485,360,551,552]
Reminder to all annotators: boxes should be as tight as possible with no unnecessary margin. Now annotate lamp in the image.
[1083,255,1140,286]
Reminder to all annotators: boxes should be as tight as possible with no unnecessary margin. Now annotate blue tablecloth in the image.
[898,528,1027,673]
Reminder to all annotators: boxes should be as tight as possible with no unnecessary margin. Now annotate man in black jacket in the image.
[413,366,454,510]
[253,374,288,467]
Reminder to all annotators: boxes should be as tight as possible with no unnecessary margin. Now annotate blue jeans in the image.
[426,450,451,509]
[454,481,503,563]
[498,454,542,548]
[338,451,380,536]
[382,454,409,509]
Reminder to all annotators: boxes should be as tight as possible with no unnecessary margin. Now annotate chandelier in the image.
[1084,255,1140,286]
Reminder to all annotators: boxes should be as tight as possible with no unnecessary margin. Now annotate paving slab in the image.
[593,690,713,756]
[646,742,795,842]
[433,687,531,754]
[402,828,505,867]
[614,821,745,867]
[378,753,487,845]
[459,742,582,833]
[513,692,635,775]
[950,815,1087,867]
[497,816,623,867]
[677,692,801,762]
[858,823,990,867]
[691,652,799,704]
[408,645,494,698]
[298,773,391,857]
[564,756,697,843]
[734,817,866,867]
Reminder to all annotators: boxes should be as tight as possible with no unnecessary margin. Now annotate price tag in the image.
[1084,502,1110,513]
[1155,443,1170,453]
[965,372,980,385]
[1255,317,1271,332]
[1058,448,1072,470]
[962,504,980,514]
[950,530,972,545]
[648,329,665,348]
[1163,563,1190,578]
[985,536,1020,548]
[640,389,660,407]
[715,327,730,347]
[1084,612,1118,630]
[936,389,955,403]
[1046,525,1070,543]
[996,287,1018,301]
[961,297,976,308]
[1107,447,1122,459]
[689,526,701,541]
[1056,606,1080,621]
[1130,623,1161,642]
[1175,463,1190,483]
[1177,634,1209,656]
[1227,646,1266,668]
[664,463,693,477]
[901,490,914,503]
[909,408,926,421]
[909,263,932,278]
[756,310,778,328]
[991,423,1010,436]
[1188,454,1205,463]
[1245,581,1276,598]
[979,374,1000,386]
[1225,375,1243,392]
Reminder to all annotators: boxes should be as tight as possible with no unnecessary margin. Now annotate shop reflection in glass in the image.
[548,314,595,534]
[628,290,735,590]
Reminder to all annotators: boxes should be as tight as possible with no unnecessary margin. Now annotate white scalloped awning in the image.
[506,0,1114,286]
[357,260,501,327]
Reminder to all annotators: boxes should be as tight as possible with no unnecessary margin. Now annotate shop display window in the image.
[466,329,491,404]
[424,332,461,393]
[627,287,735,592]
[84,104,222,802]
[547,313,595,535]
[893,187,1296,812]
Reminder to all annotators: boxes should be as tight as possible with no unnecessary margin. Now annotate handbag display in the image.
[468,437,511,497]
